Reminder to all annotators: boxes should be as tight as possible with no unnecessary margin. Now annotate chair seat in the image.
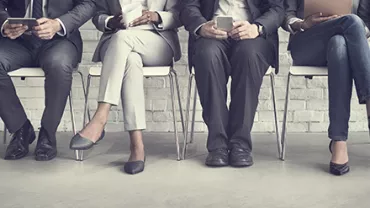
[89,66,172,77]
[8,67,45,77]
[290,66,328,76]
[191,67,274,75]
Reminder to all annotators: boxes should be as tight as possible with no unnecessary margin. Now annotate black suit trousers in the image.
[192,37,274,152]
[0,36,78,141]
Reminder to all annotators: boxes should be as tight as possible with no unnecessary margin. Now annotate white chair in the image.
[280,66,328,160]
[75,64,185,161]
[2,67,85,145]
[182,67,281,160]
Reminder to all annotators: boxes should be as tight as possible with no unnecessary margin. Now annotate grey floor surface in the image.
[1,132,370,208]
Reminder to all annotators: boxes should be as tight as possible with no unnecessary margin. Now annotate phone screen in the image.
[216,16,233,32]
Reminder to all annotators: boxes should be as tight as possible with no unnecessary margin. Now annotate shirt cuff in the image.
[56,18,67,36]
[105,16,114,30]
[287,17,304,34]
[194,23,206,38]
[1,19,8,37]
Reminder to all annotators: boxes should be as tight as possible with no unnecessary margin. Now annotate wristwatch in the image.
[256,23,265,37]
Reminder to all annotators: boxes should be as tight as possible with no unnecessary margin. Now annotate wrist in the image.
[53,19,62,32]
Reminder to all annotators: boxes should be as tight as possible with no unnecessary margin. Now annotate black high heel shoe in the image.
[124,156,146,175]
[329,140,350,176]
[69,130,105,150]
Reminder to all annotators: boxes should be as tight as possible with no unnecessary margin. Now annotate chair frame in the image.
[280,66,328,160]
[2,68,86,147]
[75,63,185,161]
[182,67,281,160]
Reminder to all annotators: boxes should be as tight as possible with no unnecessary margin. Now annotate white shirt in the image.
[214,0,251,21]
[1,0,67,37]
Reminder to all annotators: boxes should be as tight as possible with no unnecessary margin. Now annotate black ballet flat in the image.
[328,140,350,176]
[124,156,146,175]
[69,130,105,150]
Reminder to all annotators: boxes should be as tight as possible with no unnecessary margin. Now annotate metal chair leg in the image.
[3,125,7,144]
[69,91,76,136]
[182,73,194,160]
[172,69,186,135]
[281,73,291,161]
[83,75,92,126]
[270,73,281,158]
[190,85,197,144]
[169,72,181,161]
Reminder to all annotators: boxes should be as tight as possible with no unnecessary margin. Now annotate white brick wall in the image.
[1,22,368,133]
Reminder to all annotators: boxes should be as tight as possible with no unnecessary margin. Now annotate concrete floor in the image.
[1,132,370,208]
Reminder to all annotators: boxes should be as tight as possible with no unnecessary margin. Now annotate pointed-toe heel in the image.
[124,157,146,175]
[328,140,350,176]
[69,134,95,150]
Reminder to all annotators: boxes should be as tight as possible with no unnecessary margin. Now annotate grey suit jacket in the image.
[283,0,370,37]
[92,0,182,62]
[0,0,96,62]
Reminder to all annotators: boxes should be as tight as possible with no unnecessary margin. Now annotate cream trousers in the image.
[99,30,173,131]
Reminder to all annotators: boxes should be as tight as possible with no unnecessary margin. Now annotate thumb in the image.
[36,17,49,25]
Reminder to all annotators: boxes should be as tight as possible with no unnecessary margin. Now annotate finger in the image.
[8,24,23,29]
[229,25,247,36]
[33,23,49,31]
[132,18,149,26]
[232,21,248,28]
[36,18,49,25]
[130,15,147,25]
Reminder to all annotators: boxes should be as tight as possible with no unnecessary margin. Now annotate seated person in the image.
[179,0,284,167]
[283,0,370,175]
[0,0,95,161]
[70,0,182,175]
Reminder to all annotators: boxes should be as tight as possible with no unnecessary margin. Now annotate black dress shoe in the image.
[69,130,105,150]
[205,149,229,167]
[329,140,350,176]
[124,156,146,175]
[4,120,36,160]
[34,127,57,161]
[229,148,254,167]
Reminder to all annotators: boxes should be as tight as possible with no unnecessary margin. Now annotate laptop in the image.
[304,0,353,18]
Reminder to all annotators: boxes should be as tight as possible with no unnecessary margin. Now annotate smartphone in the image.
[7,18,38,31]
[216,16,233,32]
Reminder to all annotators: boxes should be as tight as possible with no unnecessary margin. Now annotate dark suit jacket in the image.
[283,0,370,42]
[179,0,285,73]
[0,0,96,61]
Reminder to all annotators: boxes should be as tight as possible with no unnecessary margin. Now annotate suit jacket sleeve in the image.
[58,0,96,37]
[155,0,182,31]
[254,0,284,35]
[179,0,207,34]
[0,0,9,27]
[92,0,113,33]
[282,0,298,31]
[358,0,370,36]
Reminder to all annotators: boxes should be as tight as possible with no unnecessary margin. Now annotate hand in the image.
[199,21,228,39]
[3,23,28,39]
[228,21,259,40]
[33,18,62,40]
[301,13,339,30]
[107,12,126,30]
[130,10,160,27]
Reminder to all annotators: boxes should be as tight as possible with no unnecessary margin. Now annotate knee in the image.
[193,40,224,64]
[0,59,9,76]
[42,55,74,78]
[233,40,259,61]
[328,35,347,58]
[341,14,365,29]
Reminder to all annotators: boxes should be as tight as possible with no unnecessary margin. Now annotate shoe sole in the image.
[205,162,229,167]
[4,151,29,160]
[230,161,254,167]
[35,153,57,161]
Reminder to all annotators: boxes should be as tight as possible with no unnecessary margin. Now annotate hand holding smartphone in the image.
[215,16,233,32]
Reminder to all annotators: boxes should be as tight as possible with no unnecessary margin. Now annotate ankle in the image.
[130,144,144,152]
